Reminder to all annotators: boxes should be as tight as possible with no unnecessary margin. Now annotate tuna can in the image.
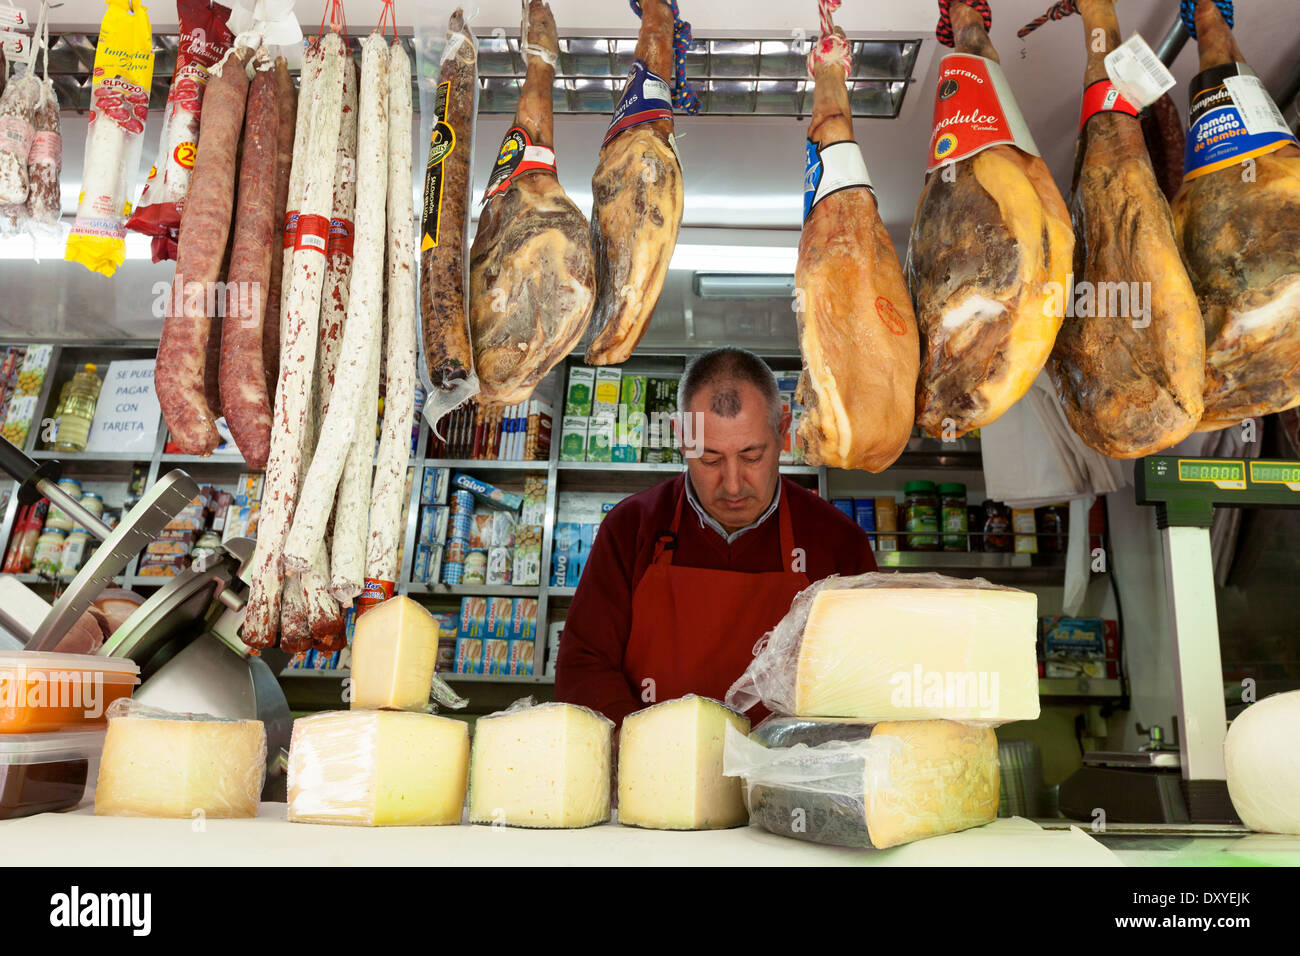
[448,510,474,541]
[441,558,465,586]
[450,489,475,514]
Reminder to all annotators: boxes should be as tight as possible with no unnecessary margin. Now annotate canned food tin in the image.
[441,559,464,586]
[450,489,475,514]
[463,549,487,585]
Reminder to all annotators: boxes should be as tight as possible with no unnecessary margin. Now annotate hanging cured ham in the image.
[794,2,919,472]
[1170,0,1300,430]
[1044,0,1204,458]
[907,0,1073,438]
[585,0,686,365]
[468,0,595,405]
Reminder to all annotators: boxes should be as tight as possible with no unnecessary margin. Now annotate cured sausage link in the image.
[364,38,418,600]
[220,57,278,470]
[239,34,346,650]
[157,46,252,457]
[419,9,479,419]
[285,33,390,584]
[264,56,297,402]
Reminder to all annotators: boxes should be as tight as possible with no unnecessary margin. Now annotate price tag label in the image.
[0,6,27,30]
[1223,74,1291,138]
[1104,33,1175,110]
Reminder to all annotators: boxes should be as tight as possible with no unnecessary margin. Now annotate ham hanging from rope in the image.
[585,0,685,366]
[468,0,595,405]
[907,0,1073,438]
[1170,0,1300,430]
[794,2,919,472]
[1045,0,1204,458]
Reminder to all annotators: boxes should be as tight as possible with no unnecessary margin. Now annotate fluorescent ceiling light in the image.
[693,273,795,298]
[668,243,797,273]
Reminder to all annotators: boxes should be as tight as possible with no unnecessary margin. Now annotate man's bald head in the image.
[678,348,782,434]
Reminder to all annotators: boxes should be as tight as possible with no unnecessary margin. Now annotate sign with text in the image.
[85,359,161,454]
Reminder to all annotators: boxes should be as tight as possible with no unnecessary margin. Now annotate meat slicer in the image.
[0,437,292,800]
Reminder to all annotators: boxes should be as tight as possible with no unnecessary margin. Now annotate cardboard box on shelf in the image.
[483,638,510,675]
[521,477,547,526]
[486,596,513,640]
[592,368,622,420]
[512,525,542,586]
[452,472,523,512]
[508,640,534,676]
[565,366,594,417]
[420,467,450,505]
[586,417,614,463]
[559,416,588,462]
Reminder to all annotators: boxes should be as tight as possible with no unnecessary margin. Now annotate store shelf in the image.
[28,450,153,462]
[158,453,247,465]
[874,551,1066,583]
[548,587,577,598]
[425,458,547,471]
[407,583,541,598]
[554,461,822,477]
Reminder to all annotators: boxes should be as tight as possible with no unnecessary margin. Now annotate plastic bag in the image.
[94,698,266,819]
[65,0,155,276]
[724,571,1039,723]
[127,0,234,261]
[722,717,999,849]
[413,6,481,431]
[287,710,470,826]
[469,697,613,828]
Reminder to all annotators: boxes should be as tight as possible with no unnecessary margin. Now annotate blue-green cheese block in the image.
[747,717,999,849]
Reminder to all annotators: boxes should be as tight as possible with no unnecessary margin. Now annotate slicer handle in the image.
[0,435,61,505]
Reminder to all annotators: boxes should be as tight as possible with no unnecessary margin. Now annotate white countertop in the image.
[3,806,1121,866]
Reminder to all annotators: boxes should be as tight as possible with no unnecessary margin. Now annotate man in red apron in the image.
[555,348,876,726]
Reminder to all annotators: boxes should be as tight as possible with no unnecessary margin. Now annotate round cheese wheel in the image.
[1224,690,1300,834]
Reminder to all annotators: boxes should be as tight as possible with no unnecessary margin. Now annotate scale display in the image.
[1137,456,1300,525]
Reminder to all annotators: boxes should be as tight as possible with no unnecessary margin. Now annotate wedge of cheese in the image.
[746,717,999,848]
[95,714,265,818]
[350,596,439,711]
[287,710,469,826]
[794,586,1039,721]
[618,695,750,830]
[469,702,612,828]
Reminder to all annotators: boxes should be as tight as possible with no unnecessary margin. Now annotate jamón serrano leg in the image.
[220,56,278,470]
[468,0,595,405]
[157,47,252,457]
[907,1,1073,437]
[1170,0,1300,429]
[585,0,683,366]
[795,21,919,471]
[1046,0,1204,457]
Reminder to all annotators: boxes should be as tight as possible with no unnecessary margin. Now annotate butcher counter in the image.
[4,806,1293,866]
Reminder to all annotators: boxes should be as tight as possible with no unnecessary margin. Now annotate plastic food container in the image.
[0,652,141,733]
[0,729,107,819]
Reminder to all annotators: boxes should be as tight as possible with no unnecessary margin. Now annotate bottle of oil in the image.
[52,364,102,453]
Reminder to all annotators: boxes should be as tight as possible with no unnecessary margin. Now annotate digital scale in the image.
[1060,455,1300,825]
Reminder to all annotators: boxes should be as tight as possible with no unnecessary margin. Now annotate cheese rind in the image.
[350,596,440,711]
[618,695,750,830]
[95,715,266,818]
[287,710,470,826]
[745,717,999,848]
[468,702,612,828]
[794,586,1039,721]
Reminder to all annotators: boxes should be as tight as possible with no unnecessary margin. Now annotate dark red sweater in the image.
[554,474,876,725]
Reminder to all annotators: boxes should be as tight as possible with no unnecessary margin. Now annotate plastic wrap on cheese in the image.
[722,717,999,848]
[468,697,612,828]
[94,698,265,819]
[287,710,470,826]
[725,572,1040,724]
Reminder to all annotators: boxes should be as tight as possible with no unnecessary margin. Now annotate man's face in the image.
[679,381,791,533]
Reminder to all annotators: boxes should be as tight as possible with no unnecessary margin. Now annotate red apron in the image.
[623,479,810,721]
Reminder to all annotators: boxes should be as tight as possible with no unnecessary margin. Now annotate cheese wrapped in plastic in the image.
[95,699,265,819]
[469,697,612,829]
[618,695,749,830]
[288,710,469,826]
[722,717,999,848]
[726,572,1039,724]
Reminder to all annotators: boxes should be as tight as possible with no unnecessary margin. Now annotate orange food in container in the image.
[0,652,140,733]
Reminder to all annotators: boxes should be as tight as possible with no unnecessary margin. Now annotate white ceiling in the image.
[2,0,1298,341]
